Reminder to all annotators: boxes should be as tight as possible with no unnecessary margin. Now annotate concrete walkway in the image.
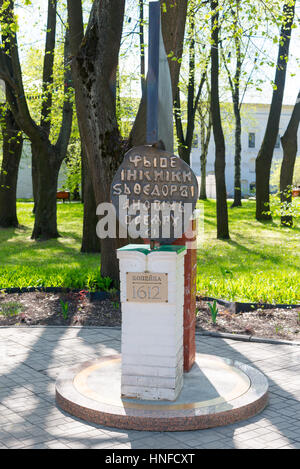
[0,326,300,449]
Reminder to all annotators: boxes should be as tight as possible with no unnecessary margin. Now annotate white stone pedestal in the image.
[117,244,186,401]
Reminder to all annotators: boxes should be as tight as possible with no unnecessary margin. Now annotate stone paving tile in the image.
[1,326,300,449]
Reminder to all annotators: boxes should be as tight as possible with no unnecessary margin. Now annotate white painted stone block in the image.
[122,358,183,378]
[122,347,183,368]
[121,377,183,401]
[117,245,186,401]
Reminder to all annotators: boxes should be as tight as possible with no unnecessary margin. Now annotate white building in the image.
[15,103,299,199]
[17,142,67,199]
[190,103,299,198]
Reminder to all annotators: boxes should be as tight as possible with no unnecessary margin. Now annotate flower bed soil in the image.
[0,291,300,342]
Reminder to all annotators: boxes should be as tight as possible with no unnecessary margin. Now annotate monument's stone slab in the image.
[56,353,269,431]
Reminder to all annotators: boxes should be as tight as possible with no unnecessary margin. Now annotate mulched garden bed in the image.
[0,291,300,342]
[196,299,300,342]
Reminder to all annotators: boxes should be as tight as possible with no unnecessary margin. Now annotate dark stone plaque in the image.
[110,145,198,244]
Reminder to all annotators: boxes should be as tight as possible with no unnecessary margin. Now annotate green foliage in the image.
[270,158,300,189]
[22,43,75,143]
[267,190,300,223]
[0,301,23,317]
[59,299,69,320]
[62,140,82,196]
[207,300,218,324]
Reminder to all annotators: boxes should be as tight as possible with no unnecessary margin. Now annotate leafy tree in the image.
[220,0,244,207]
[67,0,100,253]
[63,140,81,198]
[68,0,125,282]
[255,0,296,221]
[0,0,73,240]
[68,0,189,282]
[271,156,300,189]
[174,0,210,165]
[196,75,212,200]
[210,0,230,239]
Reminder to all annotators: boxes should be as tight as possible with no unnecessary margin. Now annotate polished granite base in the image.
[55,353,268,431]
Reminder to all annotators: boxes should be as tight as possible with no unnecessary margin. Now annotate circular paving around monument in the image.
[55,353,268,431]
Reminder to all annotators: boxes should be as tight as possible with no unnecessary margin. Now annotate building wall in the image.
[17,142,67,199]
[190,103,299,198]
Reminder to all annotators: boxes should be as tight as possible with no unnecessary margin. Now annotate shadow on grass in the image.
[0,225,31,244]
[202,217,298,266]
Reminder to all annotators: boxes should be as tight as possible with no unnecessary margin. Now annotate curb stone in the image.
[198,296,300,314]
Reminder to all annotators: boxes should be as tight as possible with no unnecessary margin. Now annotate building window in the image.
[249,157,256,173]
[275,134,281,148]
[248,132,255,148]
[241,179,249,196]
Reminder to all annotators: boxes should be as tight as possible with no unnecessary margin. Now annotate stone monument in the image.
[55,1,268,431]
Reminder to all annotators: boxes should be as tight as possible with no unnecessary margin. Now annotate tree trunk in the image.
[280,89,300,227]
[210,0,229,239]
[221,0,243,209]
[66,0,100,254]
[68,0,125,284]
[81,150,101,253]
[199,163,207,200]
[32,28,73,239]
[139,0,146,94]
[31,142,60,240]
[0,109,23,227]
[174,2,208,168]
[177,144,191,165]
[255,1,295,221]
[40,0,57,136]
[160,0,188,100]
[231,97,242,207]
[199,111,212,200]
[31,144,38,212]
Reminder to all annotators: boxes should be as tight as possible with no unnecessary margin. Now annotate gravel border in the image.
[1,289,299,312]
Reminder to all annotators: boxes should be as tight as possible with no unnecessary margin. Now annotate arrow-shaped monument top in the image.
[146,1,174,153]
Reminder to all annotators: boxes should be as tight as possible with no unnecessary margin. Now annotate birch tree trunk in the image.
[255,1,295,221]
[210,0,230,239]
[280,90,300,227]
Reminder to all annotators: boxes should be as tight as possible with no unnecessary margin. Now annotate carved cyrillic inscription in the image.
[110,145,198,244]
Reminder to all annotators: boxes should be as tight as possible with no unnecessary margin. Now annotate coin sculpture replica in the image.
[111,145,199,245]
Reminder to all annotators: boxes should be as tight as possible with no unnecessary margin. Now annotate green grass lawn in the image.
[0,200,299,303]
[196,200,300,304]
[0,202,109,291]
